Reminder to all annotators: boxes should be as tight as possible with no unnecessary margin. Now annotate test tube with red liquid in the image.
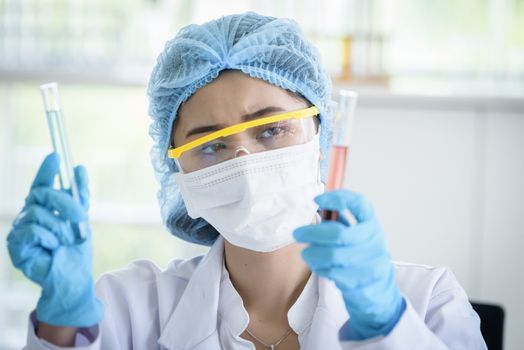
[321,90,358,223]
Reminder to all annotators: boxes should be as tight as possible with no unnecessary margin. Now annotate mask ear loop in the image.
[174,158,185,174]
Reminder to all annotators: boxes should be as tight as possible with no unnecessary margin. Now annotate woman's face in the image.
[172,70,317,172]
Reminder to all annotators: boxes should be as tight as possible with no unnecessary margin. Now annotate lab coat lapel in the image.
[158,238,225,350]
[302,276,349,350]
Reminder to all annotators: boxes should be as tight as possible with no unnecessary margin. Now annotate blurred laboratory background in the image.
[0,0,523,349]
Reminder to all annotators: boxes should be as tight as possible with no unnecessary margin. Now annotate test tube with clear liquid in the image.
[40,82,86,241]
[321,90,358,224]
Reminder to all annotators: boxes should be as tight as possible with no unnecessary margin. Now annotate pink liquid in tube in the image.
[321,146,348,221]
[321,90,358,223]
[325,145,349,192]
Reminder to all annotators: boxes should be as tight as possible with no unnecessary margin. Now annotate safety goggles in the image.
[168,106,320,173]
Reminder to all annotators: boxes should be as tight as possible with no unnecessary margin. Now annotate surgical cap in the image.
[147,12,333,246]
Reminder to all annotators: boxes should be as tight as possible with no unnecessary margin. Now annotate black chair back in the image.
[471,301,505,350]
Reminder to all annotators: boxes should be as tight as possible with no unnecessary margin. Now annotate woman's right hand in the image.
[6,153,103,330]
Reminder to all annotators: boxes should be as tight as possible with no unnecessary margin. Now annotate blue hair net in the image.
[147,12,333,246]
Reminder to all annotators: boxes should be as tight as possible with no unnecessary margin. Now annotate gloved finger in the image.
[315,255,392,289]
[293,220,379,246]
[74,165,90,210]
[315,190,374,223]
[30,153,60,190]
[300,233,385,270]
[7,224,57,285]
[25,187,87,223]
[7,223,60,252]
[7,226,53,285]
[14,205,75,245]
[11,249,52,285]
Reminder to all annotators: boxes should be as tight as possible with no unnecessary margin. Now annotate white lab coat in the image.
[25,236,486,350]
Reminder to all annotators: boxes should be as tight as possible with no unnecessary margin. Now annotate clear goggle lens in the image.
[174,117,316,173]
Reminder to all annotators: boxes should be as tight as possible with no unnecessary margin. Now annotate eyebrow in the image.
[184,106,287,139]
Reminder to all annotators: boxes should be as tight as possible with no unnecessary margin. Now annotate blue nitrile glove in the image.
[293,190,406,340]
[6,153,103,327]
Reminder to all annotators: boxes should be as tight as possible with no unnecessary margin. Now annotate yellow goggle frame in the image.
[168,106,320,159]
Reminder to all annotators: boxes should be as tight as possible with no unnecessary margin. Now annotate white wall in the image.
[480,111,524,350]
[344,91,524,350]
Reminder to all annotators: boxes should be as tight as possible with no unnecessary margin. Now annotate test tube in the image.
[40,82,86,241]
[321,90,358,224]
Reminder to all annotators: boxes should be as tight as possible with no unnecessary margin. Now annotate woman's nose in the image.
[234,146,251,157]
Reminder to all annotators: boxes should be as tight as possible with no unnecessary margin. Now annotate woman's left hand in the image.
[293,190,406,340]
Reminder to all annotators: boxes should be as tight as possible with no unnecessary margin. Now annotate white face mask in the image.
[173,134,324,252]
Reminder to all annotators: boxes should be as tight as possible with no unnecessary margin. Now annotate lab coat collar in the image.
[287,272,318,335]
[158,237,225,350]
[217,258,249,337]
[300,277,349,350]
[158,236,349,350]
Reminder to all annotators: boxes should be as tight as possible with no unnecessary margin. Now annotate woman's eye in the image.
[259,127,285,139]
[200,142,226,154]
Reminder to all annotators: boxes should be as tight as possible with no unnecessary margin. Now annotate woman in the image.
[8,12,486,350]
